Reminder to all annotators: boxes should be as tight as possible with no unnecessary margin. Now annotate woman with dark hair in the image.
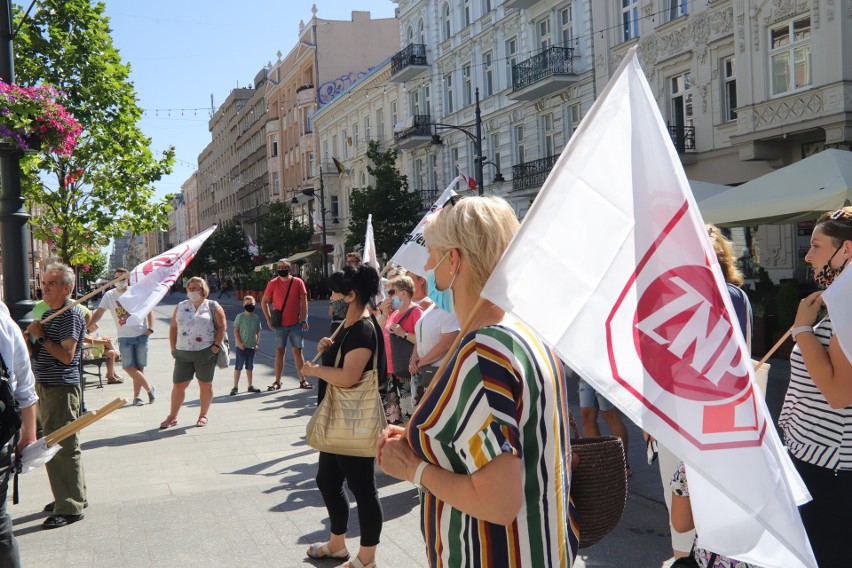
[778,207,852,568]
[301,265,386,568]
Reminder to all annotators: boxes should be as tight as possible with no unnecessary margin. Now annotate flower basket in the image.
[0,81,81,155]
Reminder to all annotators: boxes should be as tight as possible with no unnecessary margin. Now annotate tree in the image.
[346,141,422,257]
[13,0,175,266]
[210,221,253,275]
[257,201,313,260]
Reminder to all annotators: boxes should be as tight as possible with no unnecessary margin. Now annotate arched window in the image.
[407,26,414,44]
[442,3,451,41]
[360,171,367,187]
[418,18,426,44]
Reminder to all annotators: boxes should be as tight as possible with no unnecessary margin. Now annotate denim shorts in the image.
[235,347,256,371]
[578,379,615,412]
[118,335,149,369]
[274,323,304,349]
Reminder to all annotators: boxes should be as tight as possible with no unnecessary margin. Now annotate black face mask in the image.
[244,304,256,312]
[277,270,290,278]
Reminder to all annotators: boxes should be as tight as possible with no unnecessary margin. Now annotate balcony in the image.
[512,154,560,192]
[394,115,432,150]
[668,124,695,153]
[509,46,577,101]
[418,188,441,212]
[389,43,428,83]
[503,0,542,9]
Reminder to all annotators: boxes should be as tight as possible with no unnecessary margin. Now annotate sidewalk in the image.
[12,293,792,567]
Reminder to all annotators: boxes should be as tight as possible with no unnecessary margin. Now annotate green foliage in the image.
[13,0,175,265]
[257,201,313,260]
[184,222,252,277]
[345,140,422,257]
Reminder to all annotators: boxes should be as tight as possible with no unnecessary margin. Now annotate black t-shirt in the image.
[318,316,386,404]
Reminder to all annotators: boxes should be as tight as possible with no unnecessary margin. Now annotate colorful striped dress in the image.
[407,319,578,567]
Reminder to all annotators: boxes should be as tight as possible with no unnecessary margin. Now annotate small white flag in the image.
[821,263,852,361]
[363,214,380,272]
[310,212,324,232]
[120,226,216,326]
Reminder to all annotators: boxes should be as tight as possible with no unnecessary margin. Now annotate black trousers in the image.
[0,448,20,568]
[793,455,852,568]
[316,451,383,547]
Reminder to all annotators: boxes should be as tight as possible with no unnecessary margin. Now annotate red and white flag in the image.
[481,48,815,568]
[310,212,324,232]
[120,226,216,326]
[457,168,477,191]
[363,214,380,272]
[390,178,459,275]
[246,234,259,256]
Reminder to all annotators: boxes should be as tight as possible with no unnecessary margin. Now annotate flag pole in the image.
[44,397,127,447]
[311,322,344,364]
[38,274,128,325]
[754,326,792,371]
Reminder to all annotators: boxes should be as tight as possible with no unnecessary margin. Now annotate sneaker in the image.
[132,398,144,406]
[229,387,238,396]
[247,385,261,393]
[148,386,156,404]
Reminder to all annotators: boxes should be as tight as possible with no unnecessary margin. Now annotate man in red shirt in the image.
[261,259,310,390]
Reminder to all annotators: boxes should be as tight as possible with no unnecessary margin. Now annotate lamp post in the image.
[292,170,328,281]
[429,88,486,196]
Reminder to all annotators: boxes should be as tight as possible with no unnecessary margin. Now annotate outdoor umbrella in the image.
[699,149,852,226]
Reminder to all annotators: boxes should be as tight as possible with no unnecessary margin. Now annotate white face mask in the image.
[187,291,202,302]
[115,280,127,290]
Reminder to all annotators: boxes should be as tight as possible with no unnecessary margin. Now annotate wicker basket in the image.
[570,436,628,548]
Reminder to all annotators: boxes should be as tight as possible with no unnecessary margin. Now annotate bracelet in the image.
[412,460,429,489]
[792,326,814,341]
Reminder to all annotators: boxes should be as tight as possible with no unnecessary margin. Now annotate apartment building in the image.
[181,172,200,238]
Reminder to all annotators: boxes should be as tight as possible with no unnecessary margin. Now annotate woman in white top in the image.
[161,277,227,429]
[778,206,852,568]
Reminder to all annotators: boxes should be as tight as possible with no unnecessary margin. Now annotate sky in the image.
[98,0,399,201]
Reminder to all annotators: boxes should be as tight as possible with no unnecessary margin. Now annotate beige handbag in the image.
[306,320,387,457]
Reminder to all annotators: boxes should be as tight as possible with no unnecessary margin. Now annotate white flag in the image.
[246,234,259,256]
[310,212,324,232]
[121,226,216,326]
[481,48,816,568]
[821,263,852,361]
[363,214,380,272]
[389,177,460,275]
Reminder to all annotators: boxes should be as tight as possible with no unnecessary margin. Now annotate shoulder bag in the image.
[388,308,417,379]
[208,300,230,369]
[270,278,295,328]
[306,319,388,457]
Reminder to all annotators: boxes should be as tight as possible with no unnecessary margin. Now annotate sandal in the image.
[106,376,124,384]
[298,379,313,390]
[306,542,349,560]
[346,557,376,568]
[196,415,208,427]
[159,416,177,429]
[267,382,281,391]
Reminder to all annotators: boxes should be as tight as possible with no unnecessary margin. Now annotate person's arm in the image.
[300,289,309,330]
[211,303,226,351]
[302,346,372,388]
[261,293,272,327]
[418,330,460,367]
[87,306,106,331]
[671,493,695,533]
[145,311,154,336]
[234,316,244,349]
[169,307,178,353]
[18,403,37,452]
[794,291,852,408]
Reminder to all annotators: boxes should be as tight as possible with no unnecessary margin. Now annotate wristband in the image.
[792,326,814,341]
[412,460,429,490]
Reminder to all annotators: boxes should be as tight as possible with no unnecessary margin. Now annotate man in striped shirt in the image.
[25,263,87,529]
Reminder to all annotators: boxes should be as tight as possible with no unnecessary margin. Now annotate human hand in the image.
[376,425,406,466]
[409,355,420,375]
[392,324,406,338]
[377,429,417,481]
[301,321,309,331]
[794,291,824,327]
[301,360,319,377]
[211,344,220,353]
[26,321,45,340]
[317,337,334,353]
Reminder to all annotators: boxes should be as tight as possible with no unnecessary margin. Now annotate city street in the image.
[11,291,793,567]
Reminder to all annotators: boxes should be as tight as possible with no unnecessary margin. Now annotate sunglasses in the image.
[387,289,395,296]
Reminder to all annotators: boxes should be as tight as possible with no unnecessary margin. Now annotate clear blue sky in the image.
[101,0,398,200]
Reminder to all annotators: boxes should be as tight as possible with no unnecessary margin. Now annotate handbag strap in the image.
[396,306,416,328]
[334,317,380,374]
[277,278,295,313]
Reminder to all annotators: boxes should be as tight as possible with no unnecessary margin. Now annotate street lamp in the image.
[291,170,329,281]
[428,88,505,196]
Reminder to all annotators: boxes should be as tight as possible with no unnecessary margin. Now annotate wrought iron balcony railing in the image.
[391,43,428,76]
[394,115,432,145]
[668,124,696,152]
[512,154,560,191]
[512,46,574,92]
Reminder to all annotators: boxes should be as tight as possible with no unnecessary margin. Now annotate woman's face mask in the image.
[426,252,456,314]
[187,290,202,302]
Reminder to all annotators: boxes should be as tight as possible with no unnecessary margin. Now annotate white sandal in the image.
[306,542,349,560]
[346,557,376,568]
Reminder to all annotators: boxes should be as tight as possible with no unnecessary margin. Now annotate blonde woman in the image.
[377,196,577,567]
[161,277,226,428]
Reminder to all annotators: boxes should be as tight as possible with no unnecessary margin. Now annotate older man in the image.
[261,258,310,390]
[26,263,87,529]
[0,302,37,563]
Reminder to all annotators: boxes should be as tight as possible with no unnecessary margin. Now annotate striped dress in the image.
[407,319,578,567]
[778,316,852,471]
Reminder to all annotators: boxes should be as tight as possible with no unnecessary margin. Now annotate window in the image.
[561,6,573,47]
[538,18,552,50]
[490,132,501,175]
[364,116,371,141]
[442,3,451,41]
[463,0,471,27]
[445,72,454,113]
[542,114,555,156]
[670,72,694,148]
[407,26,415,44]
[376,108,384,141]
[415,158,424,191]
[304,107,314,133]
[430,154,438,189]
[506,37,518,88]
[482,0,492,13]
[330,195,340,219]
[418,19,426,44]
[308,152,315,178]
[570,103,582,129]
[424,84,431,115]
[483,51,494,97]
[322,140,328,161]
[451,147,460,175]
[271,135,279,157]
[515,124,525,164]
[462,64,472,107]
[622,0,639,42]
[667,0,688,21]
[410,89,421,115]
[723,57,737,122]
[342,128,349,159]
[770,17,812,95]
[391,101,398,129]
[332,135,338,158]
[353,123,359,149]
[272,172,280,196]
